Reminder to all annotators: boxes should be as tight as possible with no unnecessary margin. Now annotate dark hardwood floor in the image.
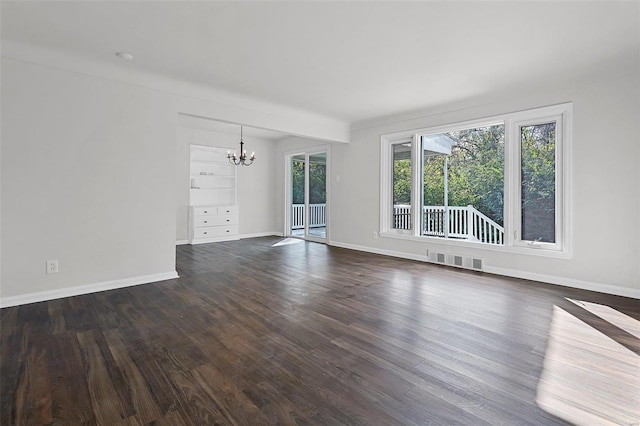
[2,237,639,425]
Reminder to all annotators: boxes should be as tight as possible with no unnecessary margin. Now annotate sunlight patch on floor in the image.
[536,304,640,425]
[567,298,640,340]
[271,238,304,247]
[290,227,326,238]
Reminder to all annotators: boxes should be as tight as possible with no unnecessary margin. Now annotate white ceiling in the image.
[2,1,638,123]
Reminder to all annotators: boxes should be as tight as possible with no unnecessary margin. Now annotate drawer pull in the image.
[203,232,207,235]
[203,210,208,214]
[204,221,208,223]
[226,230,230,233]
[226,219,230,222]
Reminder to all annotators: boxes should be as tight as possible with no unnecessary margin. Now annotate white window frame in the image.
[380,133,415,236]
[380,103,572,258]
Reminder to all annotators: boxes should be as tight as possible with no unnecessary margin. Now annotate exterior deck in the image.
[394,204,504,245]
[290,204,504,245]
[291,204,327,238]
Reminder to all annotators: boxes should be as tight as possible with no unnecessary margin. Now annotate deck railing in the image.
[291,203,502,244]
[291,204,326,229]
[393,204,504,245]
[393,205,412,230]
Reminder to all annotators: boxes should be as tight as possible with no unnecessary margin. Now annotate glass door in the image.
[288,149,328,242]
[289,154,307,238]
[307,152,327,240]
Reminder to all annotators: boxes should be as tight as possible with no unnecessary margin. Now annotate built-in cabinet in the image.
[189,145,239,244]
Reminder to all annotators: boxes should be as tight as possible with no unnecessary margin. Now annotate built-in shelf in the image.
[189,145,238,243]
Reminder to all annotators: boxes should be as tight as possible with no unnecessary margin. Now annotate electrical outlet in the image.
[46,260,59,274]
[373,231,379,239]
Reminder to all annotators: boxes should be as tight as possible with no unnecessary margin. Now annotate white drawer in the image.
[194,225,238,239]
[193,206,216,215]
[217,206,238,215]
[193,205,238,216]
[194,215,238,227]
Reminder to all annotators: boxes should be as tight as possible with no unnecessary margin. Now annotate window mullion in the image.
[411,134,422,237]
[555,117,564,249]
[504,116,518,246]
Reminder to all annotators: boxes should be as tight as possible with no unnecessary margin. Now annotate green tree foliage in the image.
[521,123,556,242]
[424,125,505,225]
[393,123,556,236]
[291,159,326,204]
[308,162,327,204]
[422,155,445,206]
[393,159,412,204]
[292,159,305,204]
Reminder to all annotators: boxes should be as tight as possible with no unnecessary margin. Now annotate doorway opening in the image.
[286,149,328,242]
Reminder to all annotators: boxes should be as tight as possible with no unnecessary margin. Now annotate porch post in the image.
[467,205,473,240]
[444,156,449,238]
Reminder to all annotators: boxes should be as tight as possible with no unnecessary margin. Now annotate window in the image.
[512,113,565,249]
[380,103,572,256]
[392,141,412,230]
[421,124,505,244]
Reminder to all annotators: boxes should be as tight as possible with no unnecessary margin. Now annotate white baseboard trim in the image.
[179,232,283,246]
[239,231,283,239]
[330,241,430,263]
[329,241,639,300]
[190,236,240,244]
[483,266,640,300]
[0,271,179,308]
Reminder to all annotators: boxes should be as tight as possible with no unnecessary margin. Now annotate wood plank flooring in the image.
[2,236,639,425]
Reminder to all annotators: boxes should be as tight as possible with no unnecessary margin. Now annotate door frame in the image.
[284,144,331,243]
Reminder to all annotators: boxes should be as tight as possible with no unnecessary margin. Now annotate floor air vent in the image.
[428,251,483,272]
[472,258,483,270]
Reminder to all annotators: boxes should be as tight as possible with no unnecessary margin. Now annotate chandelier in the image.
[227,125,255,166]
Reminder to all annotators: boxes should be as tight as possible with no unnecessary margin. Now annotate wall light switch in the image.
[46,260,59,274]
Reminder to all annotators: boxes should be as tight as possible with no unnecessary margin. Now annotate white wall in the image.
[3,47,639,304]
[1,58,179,303]
[175,116,277,242]
[3,40,351,144]
[327,54,640,298]
[0,57,344,306]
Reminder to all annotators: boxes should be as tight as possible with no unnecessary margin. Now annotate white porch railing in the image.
[393,205,412,230]
[291,204,326,229]
[393,204,504,245]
